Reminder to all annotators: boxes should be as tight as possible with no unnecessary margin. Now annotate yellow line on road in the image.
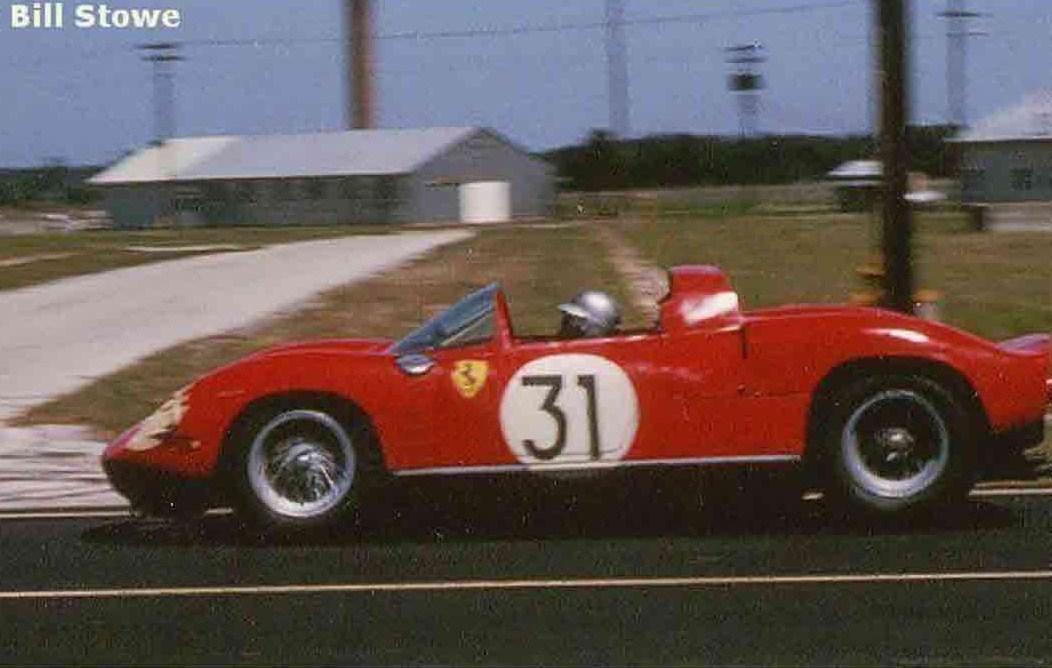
[5,570,1052,601]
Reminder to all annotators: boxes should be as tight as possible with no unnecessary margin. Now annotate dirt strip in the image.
[591,221,668,325]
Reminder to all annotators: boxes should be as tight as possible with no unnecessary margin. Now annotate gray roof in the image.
[952,91,1052,143]
[90,127,482,185]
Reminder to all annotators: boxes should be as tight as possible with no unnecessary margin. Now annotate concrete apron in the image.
[0,231,474,421]
[0,426,122,509]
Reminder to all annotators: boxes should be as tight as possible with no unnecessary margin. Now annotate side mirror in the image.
[396,354,435,377]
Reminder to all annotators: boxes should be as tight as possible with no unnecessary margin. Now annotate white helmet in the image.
[558,290,622,338]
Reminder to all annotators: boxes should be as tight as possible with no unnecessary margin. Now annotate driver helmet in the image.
[558,290,622,338]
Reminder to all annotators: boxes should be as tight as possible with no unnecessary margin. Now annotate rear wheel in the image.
[821,375,975,516]
[230,403,373,533]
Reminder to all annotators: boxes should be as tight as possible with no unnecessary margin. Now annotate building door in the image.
[458,181,511,224]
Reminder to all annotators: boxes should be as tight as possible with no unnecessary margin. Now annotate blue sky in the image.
[1,0,1050,167]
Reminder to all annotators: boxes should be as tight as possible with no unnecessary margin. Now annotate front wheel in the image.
[231,406,366,533]
[822,375,976,516]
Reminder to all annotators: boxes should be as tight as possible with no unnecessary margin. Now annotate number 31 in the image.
[520,374,600,461]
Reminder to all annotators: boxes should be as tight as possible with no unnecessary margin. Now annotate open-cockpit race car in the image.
[103,266,1051,531]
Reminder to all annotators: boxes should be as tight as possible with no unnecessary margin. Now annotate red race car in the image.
[103,266,1051,530]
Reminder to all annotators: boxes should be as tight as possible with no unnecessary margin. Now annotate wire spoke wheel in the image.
[246,410,356,520]
[841,389,950,500]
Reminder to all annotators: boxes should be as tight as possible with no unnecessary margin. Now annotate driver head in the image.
[558,290,622,338]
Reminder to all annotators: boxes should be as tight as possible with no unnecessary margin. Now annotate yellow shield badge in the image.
[451,360,489,399]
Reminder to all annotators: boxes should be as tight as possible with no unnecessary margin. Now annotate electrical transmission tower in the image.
[605,0,630,137]
[138,42,184,147]
[725,42,766,138]
[939,0,986,128]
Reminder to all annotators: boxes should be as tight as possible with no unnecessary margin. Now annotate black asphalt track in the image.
[2,483,1052,665]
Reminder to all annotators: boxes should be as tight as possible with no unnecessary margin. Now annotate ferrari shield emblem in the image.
[452,360,489,399]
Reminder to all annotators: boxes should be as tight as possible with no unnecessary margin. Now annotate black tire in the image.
[227,399,378,534]
[819,374,976,517]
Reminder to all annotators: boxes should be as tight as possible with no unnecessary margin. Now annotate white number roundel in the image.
[500,354,639,466]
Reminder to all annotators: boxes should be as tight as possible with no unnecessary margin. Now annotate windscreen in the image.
[390,283,498,355]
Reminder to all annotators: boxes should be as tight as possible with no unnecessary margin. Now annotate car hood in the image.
[185,337,396,400]
[253,338,394,358]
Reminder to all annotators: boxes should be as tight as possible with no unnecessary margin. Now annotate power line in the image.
[0,1,867,67]
[174,1,857,49]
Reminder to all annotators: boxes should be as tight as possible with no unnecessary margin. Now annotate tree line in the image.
[0,164,100,206]
[0,126,959,207]
[544,125,957,191]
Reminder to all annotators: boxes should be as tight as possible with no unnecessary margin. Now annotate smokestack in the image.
[345,0,374,129]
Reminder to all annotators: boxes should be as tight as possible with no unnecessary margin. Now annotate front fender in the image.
[114,348,400,479]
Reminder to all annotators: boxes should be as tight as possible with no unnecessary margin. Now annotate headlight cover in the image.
[125,387,191,452]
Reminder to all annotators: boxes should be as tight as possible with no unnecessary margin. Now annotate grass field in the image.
[0,226,392,292]
[13,209,1051,470]
[19,223,639,435]
[619,211,1052,341]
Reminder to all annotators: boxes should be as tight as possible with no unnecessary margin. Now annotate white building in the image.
[89,127,555,228]
[951,91,1052,203]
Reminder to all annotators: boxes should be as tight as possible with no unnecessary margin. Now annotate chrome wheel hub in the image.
[875,427,916,464]
[247,410,356,519]
[842,390,950,499]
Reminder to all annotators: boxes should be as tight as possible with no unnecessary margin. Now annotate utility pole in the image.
[605,0,629,137]
[138,42,183,146]
[344,0,374,129]
[875,0,913,313]
[725,43,766,138]
[939,0,986,128]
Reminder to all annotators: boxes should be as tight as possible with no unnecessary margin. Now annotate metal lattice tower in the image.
[939,0,986,128]
[725,43,766,138]
[605,0,630,137]
[138,42,183,147]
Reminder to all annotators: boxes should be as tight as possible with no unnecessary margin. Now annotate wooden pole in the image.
[876,0,914,313]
